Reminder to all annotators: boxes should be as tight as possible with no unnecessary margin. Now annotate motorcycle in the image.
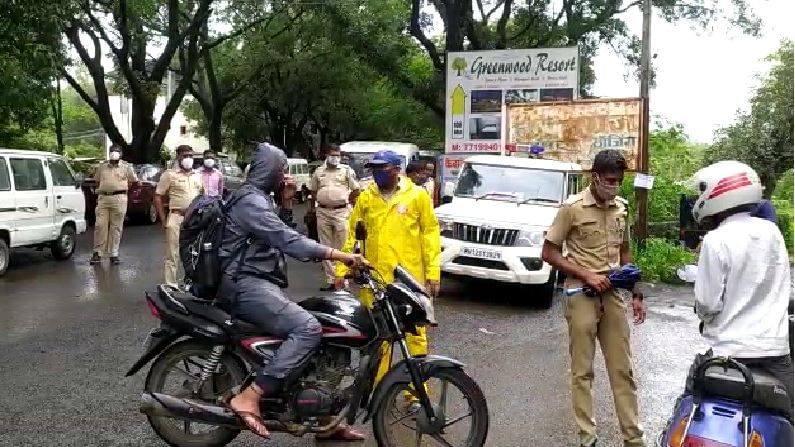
[658,288,794,446]
[126,222,489,447]
[657,355,792,447]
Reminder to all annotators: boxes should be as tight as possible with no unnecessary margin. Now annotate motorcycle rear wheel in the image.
[372,367,489,447]
[144,341,248,447]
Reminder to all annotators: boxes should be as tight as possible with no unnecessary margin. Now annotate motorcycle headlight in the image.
[515,229,545,247]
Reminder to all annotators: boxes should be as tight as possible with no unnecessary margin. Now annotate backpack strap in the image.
[223,189,257,283]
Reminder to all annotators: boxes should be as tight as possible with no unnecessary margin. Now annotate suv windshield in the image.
[454,163,565,204]
[343,152,407,179]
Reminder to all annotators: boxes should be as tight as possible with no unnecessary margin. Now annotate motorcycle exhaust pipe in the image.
[141,392,241,427]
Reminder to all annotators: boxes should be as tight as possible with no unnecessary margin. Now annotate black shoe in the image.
[581,440,597,447]
[319,285,336,292]
[110,257,121,265]
[89,253,101,265]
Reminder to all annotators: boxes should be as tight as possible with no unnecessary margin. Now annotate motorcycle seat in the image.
[690,365,791,415]
[156,285,273,337]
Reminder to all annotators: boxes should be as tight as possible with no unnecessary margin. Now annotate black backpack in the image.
[179,191,251,299]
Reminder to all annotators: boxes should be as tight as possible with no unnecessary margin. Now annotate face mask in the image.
[180,157,194,170]
[109,151,121,161]
[203,159,215,168]
[327,155,340,166]
[373,170,394,189]
[595,176,620,200]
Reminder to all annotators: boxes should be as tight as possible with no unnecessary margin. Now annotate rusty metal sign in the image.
[506,98,642,170]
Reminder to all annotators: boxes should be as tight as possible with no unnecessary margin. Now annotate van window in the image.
[10,158,47,191]
[300,164,308,174]
[49,158,76,187]
[0,158,10,191]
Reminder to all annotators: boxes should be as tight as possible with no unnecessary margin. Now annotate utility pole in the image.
[635,0,652,245]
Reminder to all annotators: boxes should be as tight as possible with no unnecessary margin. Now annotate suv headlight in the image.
[438,218,454,236]
[515,229,545,247]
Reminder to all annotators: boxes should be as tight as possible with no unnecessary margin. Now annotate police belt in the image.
[98,190,127,196]
[317,203,348,209]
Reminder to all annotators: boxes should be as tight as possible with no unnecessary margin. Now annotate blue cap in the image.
[365,150,402,168]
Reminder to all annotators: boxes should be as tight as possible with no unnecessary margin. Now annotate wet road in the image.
[0,214,707,447]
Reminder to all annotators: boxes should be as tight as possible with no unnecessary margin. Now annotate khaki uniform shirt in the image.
[545,187,629,274]
[310,163,359,207]
[155,168,204,210]
[94,161,137,193]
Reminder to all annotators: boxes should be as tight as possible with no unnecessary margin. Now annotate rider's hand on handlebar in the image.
[334,251,369,269]
[584,272,611,294]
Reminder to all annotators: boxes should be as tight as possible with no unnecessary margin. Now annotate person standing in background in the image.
[310,144,360,291]
[405,161,428,186]
[154,145,204,286]
[200,150,224,198]
[424,160,439,207]
[90,145,139,265]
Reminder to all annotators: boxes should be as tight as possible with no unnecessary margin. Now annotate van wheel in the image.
[52,225,77,260]
[0,238,9,276]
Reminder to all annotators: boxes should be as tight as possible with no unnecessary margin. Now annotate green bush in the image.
[632,238,696,283]
[773,199,793,253]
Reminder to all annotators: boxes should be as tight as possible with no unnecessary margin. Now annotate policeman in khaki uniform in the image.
[541,149,647,447]
[90,145,138,265]
[154,145,204,286]
[310,144,359,291]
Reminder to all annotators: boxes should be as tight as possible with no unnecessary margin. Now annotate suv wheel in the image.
[52,225,77,260]
[536,270,557,309]
[0,238,9,276]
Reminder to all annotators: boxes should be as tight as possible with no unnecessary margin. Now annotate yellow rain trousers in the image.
[336,177,441,386]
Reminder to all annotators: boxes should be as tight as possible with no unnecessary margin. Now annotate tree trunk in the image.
[208,111,224,152]
[128,95,157,164]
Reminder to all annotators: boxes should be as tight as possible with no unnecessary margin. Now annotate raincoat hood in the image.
[245,142,287,193]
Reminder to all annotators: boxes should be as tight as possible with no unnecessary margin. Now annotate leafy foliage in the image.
[705,40,794,196]
[633,238,696,283]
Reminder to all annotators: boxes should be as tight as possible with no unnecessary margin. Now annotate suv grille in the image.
[452,223,519,246]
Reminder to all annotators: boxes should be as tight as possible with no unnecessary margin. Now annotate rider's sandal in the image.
[315,425,367,442]
[223,396,270,439]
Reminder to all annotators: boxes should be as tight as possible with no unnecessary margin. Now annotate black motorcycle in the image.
[126,224,489,447]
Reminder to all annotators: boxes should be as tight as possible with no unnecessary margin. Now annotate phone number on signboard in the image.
[449,142,501,152]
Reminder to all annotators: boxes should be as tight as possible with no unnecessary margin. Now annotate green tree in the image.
[706,39,794,197]
[451,57,467,76]
[0,0,64,146]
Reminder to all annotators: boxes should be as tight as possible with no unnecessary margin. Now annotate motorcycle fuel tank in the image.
[300,292,375,347]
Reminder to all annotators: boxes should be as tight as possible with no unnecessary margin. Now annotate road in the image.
[0,211,708,447]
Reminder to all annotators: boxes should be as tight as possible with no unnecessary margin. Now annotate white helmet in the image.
[689,160,762,224]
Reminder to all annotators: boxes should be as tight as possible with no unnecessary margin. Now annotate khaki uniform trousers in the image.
[93,195,128,257]
[565,288,645,447]
[316,206,349,284]
[164,213,184,287]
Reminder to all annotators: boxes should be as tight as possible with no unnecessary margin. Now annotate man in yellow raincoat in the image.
[335,150,441,385]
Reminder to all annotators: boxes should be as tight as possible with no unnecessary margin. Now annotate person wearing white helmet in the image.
[691,160,792,407]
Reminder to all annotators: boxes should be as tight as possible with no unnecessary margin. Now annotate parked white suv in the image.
[435,155,584,308]
[0,149,87,275]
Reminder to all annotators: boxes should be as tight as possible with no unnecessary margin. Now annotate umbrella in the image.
[564,264,642,297]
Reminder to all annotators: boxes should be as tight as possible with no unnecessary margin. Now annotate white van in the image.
[339,141,421,186]
[287,158,311,201]
[0,149,87,275]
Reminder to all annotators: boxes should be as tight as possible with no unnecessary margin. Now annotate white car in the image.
[436,155,584,308]
[0,149,87,275]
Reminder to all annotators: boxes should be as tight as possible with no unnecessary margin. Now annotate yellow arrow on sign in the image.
[451,85,466,114]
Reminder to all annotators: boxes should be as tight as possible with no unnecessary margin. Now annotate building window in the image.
[180,125,187,136]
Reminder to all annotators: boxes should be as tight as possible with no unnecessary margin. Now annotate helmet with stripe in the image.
[689,160,762,224]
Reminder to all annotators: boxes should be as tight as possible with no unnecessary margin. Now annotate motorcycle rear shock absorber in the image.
[193,345,225,394]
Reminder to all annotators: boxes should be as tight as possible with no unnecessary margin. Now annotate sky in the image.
[591,0,794,143]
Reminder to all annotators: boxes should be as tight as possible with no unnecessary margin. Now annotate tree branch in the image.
[59,67,127,149]
[150,0,212,83]
[410,0,444,73]
[495,0,514,49]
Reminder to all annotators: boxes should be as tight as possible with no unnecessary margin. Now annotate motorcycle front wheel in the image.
[144,341,248,447]
[372,367,489,447]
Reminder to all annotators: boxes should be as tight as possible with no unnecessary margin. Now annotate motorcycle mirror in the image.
[355,221,367,241]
